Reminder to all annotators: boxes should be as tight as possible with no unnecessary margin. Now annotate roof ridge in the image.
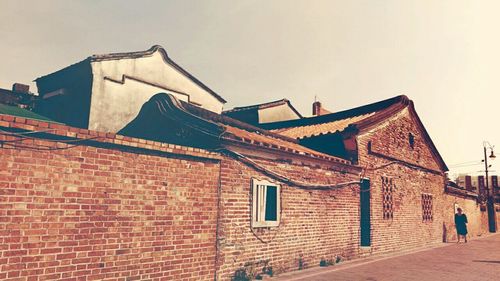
[89,45,162,61]
[261,95,409,130]
[223,98,290,113]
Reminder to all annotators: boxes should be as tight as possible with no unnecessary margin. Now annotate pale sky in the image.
[1,0,499,177]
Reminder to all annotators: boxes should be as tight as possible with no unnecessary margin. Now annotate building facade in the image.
[0,45,498,280]
[35,45,226,132]
[1,92,495,280]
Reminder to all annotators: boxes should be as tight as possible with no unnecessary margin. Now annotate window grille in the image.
[382,177,394,220]
[422,194,433,222]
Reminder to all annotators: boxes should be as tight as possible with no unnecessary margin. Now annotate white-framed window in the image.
[251,178,281,228]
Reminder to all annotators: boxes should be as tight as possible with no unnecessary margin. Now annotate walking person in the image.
[454,208,468,243]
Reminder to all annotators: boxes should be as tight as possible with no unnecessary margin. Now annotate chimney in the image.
[12,83,30,94]
[313,101,321,116]
[312,101,331,116]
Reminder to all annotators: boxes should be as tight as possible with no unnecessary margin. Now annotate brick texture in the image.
[216,157,360,279]
[1,109,497,281]
[0,115,220,281]
[216,108,492,280]
[358,108,489,254]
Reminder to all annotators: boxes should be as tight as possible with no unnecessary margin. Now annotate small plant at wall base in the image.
[319,258,334,267]
[336,255,343,264]
[262,265,273,277]
[233,261,274,281]
[320,255,343,267]
[253,265,274,280]
[232,268,250,281]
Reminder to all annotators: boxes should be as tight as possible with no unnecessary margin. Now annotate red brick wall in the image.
[214,107,486,279]
[1,109,493,281]
[356,109,443,253]
[0,116,220,281]
[356,163,445,254]
[216,157,361,280]
[364,108,441,172]
[357,108,485,253]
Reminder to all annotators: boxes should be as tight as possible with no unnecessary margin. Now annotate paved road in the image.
[273,234,500,281]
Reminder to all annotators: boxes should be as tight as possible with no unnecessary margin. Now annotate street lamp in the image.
[483,141,497,233]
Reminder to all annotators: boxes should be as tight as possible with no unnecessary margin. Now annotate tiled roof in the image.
[0,104,55,123]
[182,99,348,163]
[221,125,347,163]
[120,93,350,165]
[261,95,409,139]
[273,112,375,139]
[261,95,448,172]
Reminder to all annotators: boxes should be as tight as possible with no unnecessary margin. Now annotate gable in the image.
[223,99,302,125]
[87,47,226,132]
[90,48,224,113]
[258,103,301,124]
[357,107,447,173]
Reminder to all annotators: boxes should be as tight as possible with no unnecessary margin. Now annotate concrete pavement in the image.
[272,233,500,281]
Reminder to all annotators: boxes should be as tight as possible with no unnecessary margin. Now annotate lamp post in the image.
[483,141,497,233]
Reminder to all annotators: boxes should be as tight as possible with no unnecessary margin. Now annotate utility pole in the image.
[483,141,497,233]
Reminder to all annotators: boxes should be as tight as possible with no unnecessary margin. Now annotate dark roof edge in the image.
[223,99,288,113]
[119,93,225,142]
[406,101,449,172]
[89,45,162,61]
[284,99,303,118]
[223,98,303,118]
[261,95,409,130]
[351,97,410,131]
[35,58,90,82]
[181,101,300,144]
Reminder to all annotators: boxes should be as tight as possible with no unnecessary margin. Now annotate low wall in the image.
[441,193,489,242]
[0,115,220,281]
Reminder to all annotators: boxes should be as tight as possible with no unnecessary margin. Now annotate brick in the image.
[0,109,488,281]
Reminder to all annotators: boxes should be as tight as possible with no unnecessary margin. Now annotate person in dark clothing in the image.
[454,208,468,243]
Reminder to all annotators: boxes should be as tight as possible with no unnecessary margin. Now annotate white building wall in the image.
[258,104,301,124]
[88,50,223,132]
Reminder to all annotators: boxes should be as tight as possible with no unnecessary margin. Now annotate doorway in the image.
[360,179,371,247]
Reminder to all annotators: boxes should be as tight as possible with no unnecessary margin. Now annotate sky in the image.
[1,0,499,177]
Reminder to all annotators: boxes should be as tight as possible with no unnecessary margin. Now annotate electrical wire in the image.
[448,160,482,167]
[224,149,362,190]
[0,142,82,151]
[0,128,57,135]
[0,128,102,151]
[0,129,100,143]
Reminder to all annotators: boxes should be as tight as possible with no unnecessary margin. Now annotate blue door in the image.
[360,179,371,246]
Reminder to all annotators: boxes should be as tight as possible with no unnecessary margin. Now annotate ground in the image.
[272,233,500,281]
